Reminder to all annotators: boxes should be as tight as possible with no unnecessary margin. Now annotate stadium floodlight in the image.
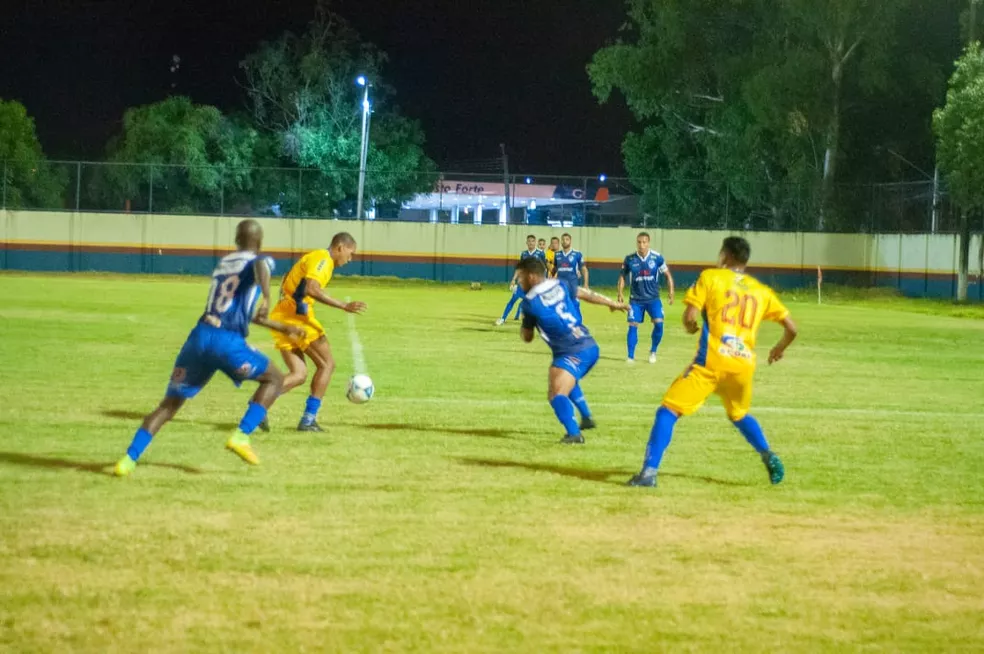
[356,76,372,220]
[599,174,607,182]
[525,177,533,184]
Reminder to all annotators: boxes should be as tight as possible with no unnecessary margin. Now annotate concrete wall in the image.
[2,210,981,300]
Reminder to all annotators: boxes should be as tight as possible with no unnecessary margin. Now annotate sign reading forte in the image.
[434,180,557,199]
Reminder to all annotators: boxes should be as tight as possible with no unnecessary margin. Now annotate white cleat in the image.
[626,358,636,365]
[495,318,506,326]
[648,352,658,364]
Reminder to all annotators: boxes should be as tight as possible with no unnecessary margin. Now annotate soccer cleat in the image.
[258,418,270,433]
[626,472,657,487]
[225,433,260,465]
[763,451,785,485]
[579,416,597,431]
[626,358,636,365]
[114,455,136,477]
[297,420,324,433]
[648,352,658,364]
[559,433,585,445]
[495,318,506,326]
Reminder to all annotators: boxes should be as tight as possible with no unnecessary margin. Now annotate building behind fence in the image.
[0,160,968,234]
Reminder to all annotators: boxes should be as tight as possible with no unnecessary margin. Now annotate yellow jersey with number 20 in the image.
[686,268,789,373]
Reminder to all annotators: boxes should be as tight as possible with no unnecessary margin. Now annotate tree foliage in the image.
[0,99,67,209]
[590,0,961,231]
[240,0,435,216]
[934,44,984,211]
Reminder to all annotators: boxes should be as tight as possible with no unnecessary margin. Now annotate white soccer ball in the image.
[346,374,374,404]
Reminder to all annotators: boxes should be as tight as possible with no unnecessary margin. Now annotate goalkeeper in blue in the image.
[515,257,628,444]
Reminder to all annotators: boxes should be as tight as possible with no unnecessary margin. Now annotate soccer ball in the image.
[346,374,374,404]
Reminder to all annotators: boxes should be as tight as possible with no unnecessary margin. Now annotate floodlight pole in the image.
[356,77,371,221]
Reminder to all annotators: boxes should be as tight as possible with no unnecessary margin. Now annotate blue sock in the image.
[643,407,679,471]
[627,325,639,359]
[651,322,664,354]
[501,296,520,321]
[239,402,267,436]
[549,395,581,436]
[569,384,592,419]
[125,428,153,462]
[302,396,322,424]
[733,414,770,454]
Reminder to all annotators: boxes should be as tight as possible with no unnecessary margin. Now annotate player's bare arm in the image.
[252,257,273,321]
[616,272,627,303]
[577,287,628,312]
[664,268,676,304]
[581,262,590,289]
[682,304,701,334]
[768,315,798,365]
[305,278,367,314]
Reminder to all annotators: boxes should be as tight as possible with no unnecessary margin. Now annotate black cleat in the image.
[297,420,324,433]
[579,417,597,431]
[258,419,270,433]
[626,473,657,487]
[762,451,785,485]
[559,433,585,445]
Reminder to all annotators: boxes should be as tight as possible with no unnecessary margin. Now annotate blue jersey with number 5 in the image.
[203,252,273,337]
[521,279,596,356]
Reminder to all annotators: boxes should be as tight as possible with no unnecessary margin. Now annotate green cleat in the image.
[763,452,784,485]
[114,455,136,478]
[226,433,260,466]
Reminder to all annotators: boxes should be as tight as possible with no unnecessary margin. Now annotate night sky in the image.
[0,0,634,175]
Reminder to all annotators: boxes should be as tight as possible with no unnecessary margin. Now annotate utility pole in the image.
[500,143,510,225]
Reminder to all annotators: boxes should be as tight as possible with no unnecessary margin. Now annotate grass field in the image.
[1,272,983,652]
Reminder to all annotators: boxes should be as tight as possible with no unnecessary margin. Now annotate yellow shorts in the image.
[270,306,325,352]
[662,363,755,422]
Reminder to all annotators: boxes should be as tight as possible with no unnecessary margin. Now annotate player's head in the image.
[235,219,263,252]
[526,234,537,250]
[537,238,546,250]
[515,256,547,293]
[329,232,358,267]
[719,236,751,269]
[561,233,572,249]
[636,232,650,256]
[550,236,560,251]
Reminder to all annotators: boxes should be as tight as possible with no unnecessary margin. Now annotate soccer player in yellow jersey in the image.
[628,236,798,488]
[545,237,559,277]
[269,232,367,431]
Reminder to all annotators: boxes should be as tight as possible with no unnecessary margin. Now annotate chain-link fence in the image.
[0,160,959,234]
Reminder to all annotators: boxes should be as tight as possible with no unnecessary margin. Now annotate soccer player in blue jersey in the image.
[496,234,547,326]
[617,232,676,364]
[515,257,628,444]
[554,233,589,299]
[113,220,303,477]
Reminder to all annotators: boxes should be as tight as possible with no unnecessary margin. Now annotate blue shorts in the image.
[551,344,600,381]
[166,323,270,399]
[628,299,664,323]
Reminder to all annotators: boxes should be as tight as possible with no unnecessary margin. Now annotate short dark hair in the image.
[515,257,547,276]
[562,232,572,239]
[721,236,751,264]
[637,231,650,240]
[330,232,356,248]
[550,236,560,242]
[526,234,536,240]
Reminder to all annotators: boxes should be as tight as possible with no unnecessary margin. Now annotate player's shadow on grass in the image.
[457,457,747,487]
[100,410,238,432]
[0,452,203,477]
[345,422,516,439]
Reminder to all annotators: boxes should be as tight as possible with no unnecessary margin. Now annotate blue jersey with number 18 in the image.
[521,279,596,357]
[202,252,274,337]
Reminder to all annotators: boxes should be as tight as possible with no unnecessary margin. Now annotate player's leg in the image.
[648,301,665,364]
[498,287,522,325]
[626,302,641,363]
[279,348,309,395]
[115,334,211,476]
[547,365,581,443]
[628,364,717,487]
[718,372,784,485]
[567,345,600,431]
[298,335,335,432]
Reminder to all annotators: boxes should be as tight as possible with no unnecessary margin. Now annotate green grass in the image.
[1,272,982,652]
